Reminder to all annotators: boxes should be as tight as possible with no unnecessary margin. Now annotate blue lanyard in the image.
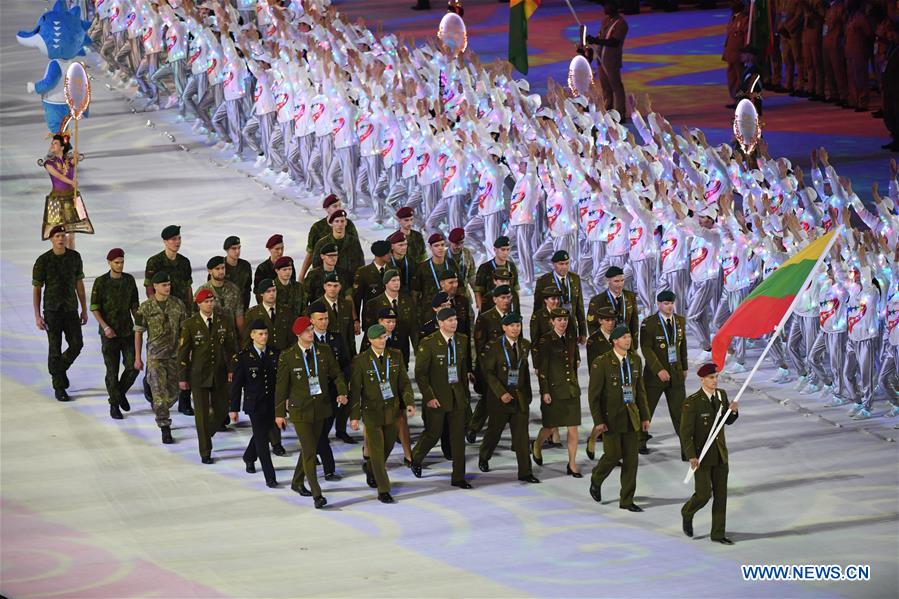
[659,314,675,347]
[371,352,390,383]
[392,256,410,288]
[452,251,465,280]
[607,290,625,321]
[619,355,631,386]
[301,344,318,377]
[429,258,440,288]
[447,337,456,365]
[553,271,570,300]
[502,340,521,371]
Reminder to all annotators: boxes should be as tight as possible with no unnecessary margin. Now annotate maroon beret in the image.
[328,209,347,224]
[387,231,406,244]
[195,288,215,304]
[322,194,340,209]
[697,363,718,378]
[266,234,284,249]
[448,227,465,243]
[106,248,125,261]
[274,256,293,270]
[395,206,414,219]
[428,233,445,245]
[292,316,312,335]
[48,225,66,237]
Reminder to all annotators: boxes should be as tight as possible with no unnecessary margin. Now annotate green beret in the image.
[308,302,328,315]
[319,242,339,255]
[541,286,562,298]
[493,236,510,248]
[493,267,513,280]
[255,278,275,294]
[551,250,569,263]
[249,319,268,332]
[223,236,240,250]
[436,307,457,321]
[491,284,512,297]
[383,269,400,284]
[605,266,624,278]
[367,324,387,339]
[656,290,676,302]
[439,269,458,281]
[206,256,225,270]
[597,307,617,320]
[501,312,522,325]
[161,225,180,240]
[323,271,340,284]
[152,272,171,284]
[610,324,630,341]
[550,307,570,319]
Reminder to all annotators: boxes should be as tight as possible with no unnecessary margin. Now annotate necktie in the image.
[392,298,398,311]
[269,307,275,320]
[379,354,385,367]
[448,338,455,364]
[206,317,212,329]
[510,341,518,365]
[332,302,338,315]
[666,318,674,339]
[305,348,313,374]
[379,266,385,276]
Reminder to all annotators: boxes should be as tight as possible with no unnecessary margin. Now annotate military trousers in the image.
[479,409,532,478]
[469,395,488,434]
[643,380,686,456]
[44,309,84,392]
[147,357,179,427]
[100,334,138,406]
[192,382,229,459]
[291,417,325,497]
[365,421,398,493]
[413,404,467,484]
[591,429,640,507]
[244,412,277,485]
[682,461,729,541]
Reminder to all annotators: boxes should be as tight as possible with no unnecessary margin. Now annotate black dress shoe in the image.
[411,462,423,478]
[638,446,650,455]
[683,517,694,537]
[466,430,477,444]
[313,495,328,509]
[271,443,287,456]
[110,404,124,420]
[566,465,583,478]
[336,431,358,444]
[378,492,395,504]
[518,474,540,483]
[531,440,543,466]
[245,461,256,473]
[362,460,378,487]
[292,484,312,497]
[266,480,279,488]
[324,472,342,482]
[451,480,473,489]
[620,504,643,512]
[61,372,70,389]
[119,396,131,412]
[180,406,195,416]
[713,537,734,545]
[589,484,602,503]
[478,460,490,472]
[161,426,174,444]
[55,389,71,402]
[201,456,214,464]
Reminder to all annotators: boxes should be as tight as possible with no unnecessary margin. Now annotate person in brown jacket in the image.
[780,0,806,94]
[587,1,629,120]
[723,1,750,105]
[844,0,873,111]
[822,0,849,106]
[801,0,827,100]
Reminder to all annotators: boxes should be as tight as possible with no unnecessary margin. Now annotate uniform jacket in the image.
[587,289,640,339]
[415,332,471,412]
[639,312,689,387]
[275,341,347,422]
[536,331,580,400]
[680,388,739,464]
[588,349,650,433]
[533,271,588,338]
[242,303,294,350]
[177,312,239,388]
[349,347,414,426]
[229,345,279,416]
[482,337,532,414]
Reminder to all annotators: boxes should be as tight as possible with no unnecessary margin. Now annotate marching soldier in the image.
[222,235,252,311]
[587,266,639,338]
[414,233,458,318]
[474,236,520,312]
[639,290,688,456]
[468,284,515,442]
[378,307,415,466]
[530,287,565,356]
[90,248,139,419]
[229,319,280,488]
[275,316,348,509]
[300,194,360,281]
[311,210,365,279]
[352,240,393,319]
[395,206,427,264]
[177,289,239,463]
[533,250,588,343]
[386,231,415,296]
[442,270,473,338]
[308,302,352,469]
[350,324,416,504]
[134,272,188,444]
[304,242,352,304]
[318,271,358,360]
[198,256,246,335]
[587,325,651,512]
[584,306,618,460]
[447,227,477,303]
[477,313,540,484]
[273,256,306,325]
[254,234,295,302]
[362,269,417,364]
[410,308,473,488]
[681,363,739,545]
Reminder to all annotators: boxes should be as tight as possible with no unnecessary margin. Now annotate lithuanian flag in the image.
[711,230,837,370]
[509,0,540,74]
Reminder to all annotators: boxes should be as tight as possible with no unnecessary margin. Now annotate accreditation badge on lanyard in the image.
[372,355,394,400]
[620,357,634,405]
[446,338,459,384]
[660,315,678,364]
[503,343,520,388]
[555,272,572,311]
[303,346,322,396]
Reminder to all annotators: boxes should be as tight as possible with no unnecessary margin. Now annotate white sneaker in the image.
[800,383,822,395]
[847,403,864,417]
[253,155,266,168]
[771,367,793,384]
[825,396,849,407]
[794,375,809,392]
[887,405,899,418]
[260,168,275,177]
[229,154,243,163]
[726,362,747,374]
[163,95,179,110]
[819,384,833,396]
[851,407,873,420]
[175,114,186,122]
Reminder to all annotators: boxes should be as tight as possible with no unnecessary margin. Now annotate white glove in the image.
[27,81,36,94]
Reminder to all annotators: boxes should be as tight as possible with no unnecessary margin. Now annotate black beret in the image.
[605,266,624,278]
[657,290,676,302]
[319,243,339,255]
[377,307,398,320]
[491,284,512,297]
[151,272,171,284]
[254,278,275,294]
[432,291,450,307]
[436,307,457,321]
[323,271,340,284]
[501,312,522,325]
[161,224,181,240]
[493,236,511,248]
[308,302,328,314]
[439,269,459,281]
[248,319,268,331]
[551,250,569,262]
[371,240,391,257]
[223,236,240,250]
[206,256,225,269]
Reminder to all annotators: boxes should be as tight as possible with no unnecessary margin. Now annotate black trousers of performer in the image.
[44,309,83,391]
[244,413,277,484]
[316,414,336,475]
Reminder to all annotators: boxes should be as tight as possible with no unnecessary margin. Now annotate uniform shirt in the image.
[356,108,380,156]
[474,155,504,217]
[683,217,721,283]
[415,136,441,186]
[331,97,357,149]
[197,280,244,327]
[886,282,898,347]
[273,66,294,124]
[252,67,276,115]
[379,113,402,167]
[141,9,163,54]
[90,272,139,337]
[311,92,332,137]
[33,248,84,312]
[124,1,143,40]
[658,209,690,273]
[293,86,314,137]
[441,152,470,198]
[144,251,193,304]
[818,275,849,334]
[222,42,247,102]
[187,24,209,75]
[134,296,187,359]
[509,166,539,226]
[847,280,881,342]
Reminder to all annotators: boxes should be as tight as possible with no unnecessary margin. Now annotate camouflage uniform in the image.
[311,234,365,277]
[144,251,194,309]
[90,271,140,406]
[197,280,245,328]
[224,258,253,311]
[275,278,306,323]
[303,266,352,305]
[134,296,188,428]
[306,217,359,256]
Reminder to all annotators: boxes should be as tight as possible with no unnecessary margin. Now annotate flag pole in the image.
[683,230,839,483]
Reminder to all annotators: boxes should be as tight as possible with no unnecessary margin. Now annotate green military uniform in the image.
[224,258,252,311]
[588,349,650,507]
[312,233,365,277]
[587,289,640,339]
[33,248,85,393]
[640,312,689,453]
[469,306,509,434]
[306,217,358,257]
[534,272,588,338]
[680,388,738,541]
[144,251,193,307]
[411,332,471,483]
[448,246,476,301]
[349,347,414,493]
[197,280,244,329]
[388,255,415,296]
[479,336,534,478]
[254,258,295,296]
[317,294,357,357]
[404,229,427,264]
[135,296,187,428]
[362,292,417,351]
[536,331,581,427]
[90,271,140,406]
[177,312,239,459]
[474,259,520,312]
[414,256,458,316]
[242,303,293,350]
[586,330,613,367]
[352,261,388,318]
[275,278,305,325]
[529,306,575,363]
[304,266,352,305]
[276,341,347,497]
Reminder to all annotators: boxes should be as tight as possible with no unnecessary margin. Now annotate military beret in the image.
[319,242,339,255]
[328,209,347,224]
[551,250,569,263]
[657,290,677,302]
[106,248,124,261]
[206,256,225,270]
[448,227,465,243]
[610,324,630,341]
[292,316,312,335]
[395,206,414,219]
[432,291,450,307]
[48,225,66,237]
[195,288,215,304]
[541,286,562,298]
[367,324,387,339]
[597,306,617,320]
[323,271,340,284]
[161,224,180,240]
[371,240,391,257]
[249,319,268,331]
[436,307,457,321]
[274,256,293,270]
[550,307,570,319]
[151,272,171,284]
[493,235,511,248]
[308,302,328,315]
[501,312,522,325]
[428,232,445,245]
[377,307,398,320]
[255,278,275,294]
[493,267,513,280]
[697,362,718,378]
[439,269,458,281]
[266,234,284,249]
[605,266,624,278]
[387,231,406,244]
[383,268,400,284]
[223,236,240,250]
[322,193,340,209]
[491,284,512,297]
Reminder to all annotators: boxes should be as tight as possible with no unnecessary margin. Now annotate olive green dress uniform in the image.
[588,350,651,507]
[316,295,357,357]
[349,347,414,493]
[413,257,458,318]
[224,258,252,311]
[352,262,387,318]
[274,279,305,328]
[388,255,416,296]
[303,266,352,305]
[362,292,418,363]
[90,271,140,406]
[144,251,193,307]
[534,272,588,338]
[135,296,188,428]
[306,217,359,257]
[587,289,639,339]
[479,337,534,478]
[680,388,738,541]
[536,331,582,427]
[529,306,576,364]
[448,246,476,301]
[474,260,520,311]
[276,342,348,497]
[242,304,293,350]
[254,258,295,297]
[469,307,508,433]
[197,280,245,329]
[411,332,471,483]
[404,229,428,264]
[586,330,614,366]
[311,234,365,277]
[178,313,239,459]
[640,313,689,452]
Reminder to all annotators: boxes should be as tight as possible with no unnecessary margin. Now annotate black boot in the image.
[110,404,124,420]
[161,426,174,444]
[178,389,194,415]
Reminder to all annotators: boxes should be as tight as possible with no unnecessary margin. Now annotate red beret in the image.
[328,209,347,224]
[274,256,293,270]
[195,288,215,304]
[106,248,125,261]
[395,206,414,219]
[292,316,312,335]
[322,194,340,209]
[387,231,406,244]
[428,233,445,245]
[266,234,284,249]
[448,227,465,243]
[697,363,718,378]
[48,225,66,237]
